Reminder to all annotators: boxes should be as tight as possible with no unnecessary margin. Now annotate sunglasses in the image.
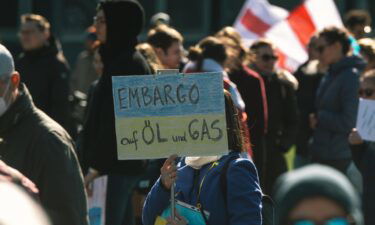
[260,54,278,62]
[292,217,350,225]
[359,88,375,97]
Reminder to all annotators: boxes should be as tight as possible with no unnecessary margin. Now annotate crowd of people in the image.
[0,0,375,225]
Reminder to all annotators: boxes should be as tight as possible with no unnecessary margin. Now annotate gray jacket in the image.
[311,56,365,160]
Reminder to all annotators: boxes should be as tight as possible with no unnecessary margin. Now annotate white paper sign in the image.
[88,176,108,225]
[356,98,375,141]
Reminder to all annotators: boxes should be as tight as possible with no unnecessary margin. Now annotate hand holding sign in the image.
[161,155,178,190]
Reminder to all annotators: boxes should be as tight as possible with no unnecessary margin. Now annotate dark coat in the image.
[351,142,375,225]
[0,84,88,225]
[259,68,299,195]
[311,56,365,160]
[16,36,71,133]
[82,0,151,175]
[293,60,324,156]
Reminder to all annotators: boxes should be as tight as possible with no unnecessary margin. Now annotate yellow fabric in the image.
[154,216,167,225]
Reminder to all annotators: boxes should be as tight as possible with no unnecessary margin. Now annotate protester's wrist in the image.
[159,176,170,192]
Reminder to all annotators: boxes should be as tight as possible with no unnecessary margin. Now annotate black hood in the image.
[98,0,145,59]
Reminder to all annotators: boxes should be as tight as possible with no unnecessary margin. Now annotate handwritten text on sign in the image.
[356,98,375,142]
[112,72,228,160]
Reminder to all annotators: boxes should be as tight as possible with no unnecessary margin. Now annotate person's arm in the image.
[48,63,72,133]
[279,85,299,151]
[36,132,88,225]
[142,155,177,225]
[349,128,368,173]
[142,178,172,225]
[317,72,359,133]
[226,159,262,225]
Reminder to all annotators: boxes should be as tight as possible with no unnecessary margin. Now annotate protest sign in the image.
[356,98,375,142]
[112,72,228,160]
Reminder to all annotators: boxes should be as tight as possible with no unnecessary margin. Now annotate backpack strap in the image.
[219,153,240,206]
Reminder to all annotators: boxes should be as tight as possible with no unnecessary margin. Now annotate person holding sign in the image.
[142,91,262,225]
[348,69,375,225]
[81,1,151,225]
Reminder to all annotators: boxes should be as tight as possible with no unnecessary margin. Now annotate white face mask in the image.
[0,80,11,117]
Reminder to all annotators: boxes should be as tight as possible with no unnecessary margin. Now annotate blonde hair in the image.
[358,38,375,62]
[21,14,50,32]
[147,24,183,52]
[362,69,375,86]
[136,43,164,73]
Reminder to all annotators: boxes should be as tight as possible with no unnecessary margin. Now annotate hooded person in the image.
[274,165,363,225]
[81,1,151,225]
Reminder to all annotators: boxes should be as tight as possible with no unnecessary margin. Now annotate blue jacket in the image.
[142,152,262,225]
[311,56,364,160]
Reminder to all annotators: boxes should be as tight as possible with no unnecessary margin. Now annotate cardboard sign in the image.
[356,98,375,141]
[112,72,228,160]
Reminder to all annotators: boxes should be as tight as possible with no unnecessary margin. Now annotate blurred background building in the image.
[0,0,373,66]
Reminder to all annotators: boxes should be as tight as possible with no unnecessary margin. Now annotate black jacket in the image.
[293,60,324,156]
[16,36,71,133]
[0,84,88,225]
[253,67,299,195]
[351,142,375,225]
[82,0,151,175]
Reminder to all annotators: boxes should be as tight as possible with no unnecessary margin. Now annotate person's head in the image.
[215,26,243,47]
[215,27,248,72]
[150,12,170,28]
[359,69,375,100]
[19,14,50,51]
[95,0,144,47]
[316,27,351,66]
[274,165,363,225]
[0,182,50,225]
[0,44,20,117]
[147,24,183,69]
[188,36,227,71]
[224,90,244,152]
[345,10,372,40]
[358,38,375,71]
[249,39,278,74]
[136,43,164,74]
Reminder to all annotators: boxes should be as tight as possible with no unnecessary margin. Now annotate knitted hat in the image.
[0,44,14,79]
[274,165,363,225]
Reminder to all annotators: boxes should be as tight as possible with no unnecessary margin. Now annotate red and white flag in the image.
[234,0,343,71]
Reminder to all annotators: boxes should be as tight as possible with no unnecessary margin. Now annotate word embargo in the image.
[117,83,200,109]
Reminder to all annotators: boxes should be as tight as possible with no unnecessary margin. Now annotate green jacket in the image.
[0,84,88,225]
